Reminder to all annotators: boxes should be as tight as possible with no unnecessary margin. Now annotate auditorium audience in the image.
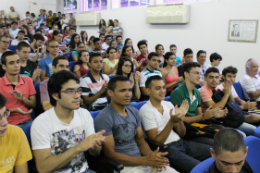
[112,19,122,39]
[140,76,211,173]
[103,47,118,75]
[95,76,178,173]
[80,53,109,111]
[62,26,70,39]
[73,50,89,78]
[53,30,66,53]
[169,44,182,66]
[197,50,208,85]
[102,35,112,50]
[61,14,69,34]
[72,42,86,62]
[47,24,58,40]
[40,56,70,111]
[0,93,32,173]
[21,24,33,41]
[86,35,95,52]
[207,52,222,71]
[11,30,29,46]
[32,70,105,173]
[177,48,193,77]
[124,38,135,53]
[0,51,36,128]
[8,6,19,22]
[63,27,76,45]
[98,19,106,34]
[0,35,10,60]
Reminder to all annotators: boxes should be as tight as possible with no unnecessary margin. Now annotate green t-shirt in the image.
[72,51,79,59]
[170,82,201,116]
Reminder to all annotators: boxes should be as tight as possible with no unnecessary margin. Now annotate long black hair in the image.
[77,49,88,65]
[67,33,80,50]
[163,52,175,67]
[80,31,88,44]
[116,57,134,78]
[124,38,135,53]
[121,45,132,58]
[108,19,114,27]
[99,19,106,29]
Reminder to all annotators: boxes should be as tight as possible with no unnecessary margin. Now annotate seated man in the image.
[171,62,226,146]
[102,35,112,50]
[196,50,208,86]
[136,40,149,72]
[40,56,70,111]
[177,48,193,77]
[199,67,256,136]
[29,33,46,62]
[207,52,222,71]
[80,53,109,111]
[206,129,254,173]
[0,51,36,128]
[11,30,29,46]
[39,40,60,81]
[0,93,32,172]
[90,38,106,58]
[31,70,105,173]
[139,52,162,100]
[95,76,178,173]
[17,42,41,83]
[63,27,75,45]
[139,76,211,173]
[240,58,260,101]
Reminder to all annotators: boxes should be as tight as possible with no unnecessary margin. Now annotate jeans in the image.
[189,136,214,146]
[166,139,212,173]
[237,122,256,136]
[16,120,33,129]
[82,169,96,173]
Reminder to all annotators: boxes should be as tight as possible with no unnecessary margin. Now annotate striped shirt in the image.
[112,27,123,39]
[80,71,109,109]
[139,68,162,87]
[240,74,260,101]
[199,85,213,113]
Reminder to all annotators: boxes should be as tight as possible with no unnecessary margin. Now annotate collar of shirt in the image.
[3,74,25,86]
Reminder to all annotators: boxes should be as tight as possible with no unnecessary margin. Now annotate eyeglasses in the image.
[123,65,132,68]
[189,71,201,76]
[60,88,82,96]
[0,41,9,44]
[0,110,10,121]
[78,46,85,49]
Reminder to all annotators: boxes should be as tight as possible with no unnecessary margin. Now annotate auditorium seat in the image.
[69,61,77,72]
[109,75,115,79]
[8,45,17,52]
[130,101,147,110]
[233,81,244,100]
[165,96,170,101]
[90,110,101,120]
[34,82,44,115]
[64,52,73,62]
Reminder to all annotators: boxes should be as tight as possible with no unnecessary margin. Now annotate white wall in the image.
[77,0,260,80]
[0,0,57,18]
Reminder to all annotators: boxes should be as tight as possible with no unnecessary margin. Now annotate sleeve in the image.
[38,59,46,71]
[170,90,182,107]
[139,72,146,87]
[241,76,256,93]
[139,107,157,131]
[31,118,51,150]
[119,27,123,33]
[80,78,91,96]
[15,129,33,166]
[40,81,50,102]
[94,111,113,136]
[199,88,212,102]
[135,109,142,128]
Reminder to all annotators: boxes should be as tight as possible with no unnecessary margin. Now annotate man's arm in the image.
[42,101,52,111]
[248,90,260,100]
[22,95,36,108]
[82,90,105,104]
[40,71,49,81]
[14,163,29,173]
[135,127,153,156]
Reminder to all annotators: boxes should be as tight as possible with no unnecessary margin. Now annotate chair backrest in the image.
[233,81,244,100]
[69,61,77,72]
[165,96,170,101]
[34,82,44,113]
[190,157,214,173]
[8,45,17,52]
[130,101,147,110]
[109,75,115,79]
[64,52,73,62]
[90,110,101,120]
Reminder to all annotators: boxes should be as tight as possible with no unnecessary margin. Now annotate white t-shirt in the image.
[61,18,69,30]
[217,83,238,98]
[102,42,109,50]
[8,11,19,19]
[240,74,260,101]
[31,108,95,173]
[11,39,29,46]
[139,68,162,87]
[139,100,181,144]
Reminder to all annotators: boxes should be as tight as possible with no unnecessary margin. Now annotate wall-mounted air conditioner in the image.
[146,4,190,24]
[76,12,101,26]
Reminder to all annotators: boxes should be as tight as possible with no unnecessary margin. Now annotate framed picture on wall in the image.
[228,20,258,43]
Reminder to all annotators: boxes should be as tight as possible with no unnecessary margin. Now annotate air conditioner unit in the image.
[75,12,101,26]
[146,4,190,24]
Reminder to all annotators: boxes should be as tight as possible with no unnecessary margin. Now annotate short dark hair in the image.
[183,48,193,57]
[52,56,68,67]
[145,75,163,88]
[16,42,30,51]
[26,11,30,14]
[62,14,66,16]
[52,24,58,27]
[32,34,44,42]
[0,93,7,109]
[1,51,17,65]
[210,52,222,62]
[183,62,200,79]
[46,40,58,47]
[93,37,100,45]
[99,33,105,37]
[137,40,147,49]
[204,67,220,77]
[31,13,35,17]
[18,30,25,35]
[105,35,112,40]
[148,52,159,60]
[64,26,69,31]
[108,75,130,91]
[0,35,9,41]
[116,35,122,40]
[40,23,44,27]
[196,50,206,58]
[69,27,76,31]
[106,46,116,54]
[155,44,163,52]
[35,29,42,33]
[89,52,102,62]
[169,44,177,49]
[222,66,238,77]
[214,129,245,155]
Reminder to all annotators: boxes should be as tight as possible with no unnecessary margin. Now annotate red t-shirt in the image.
[62,34,68,40]
[47,33,53,40]
[136,54,148,67]
[0,75,36,125]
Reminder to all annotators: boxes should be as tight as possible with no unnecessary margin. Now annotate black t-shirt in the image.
[205,161,254,173]
[20,60,37,77]
[0,64,5,77]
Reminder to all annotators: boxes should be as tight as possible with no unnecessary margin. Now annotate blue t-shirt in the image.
[38,56,54,77]
[94,104,142,157]
[175,56,182,66]
[37,15,44,27]
[116,43,124,51]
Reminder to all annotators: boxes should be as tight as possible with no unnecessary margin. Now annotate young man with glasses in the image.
[0,93,33,173]
[196,50,208,86]
[38,40,60,81]
[31,70,105,173]
[40,56,70,111]
[102,35,112,50]
[0,35,10,61]
[0,51,36,128]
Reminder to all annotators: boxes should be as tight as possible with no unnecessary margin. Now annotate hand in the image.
[177,76,184,83]
[41,45,46,54]
[170,100,189,123]
[204,106,225,120]
[151,166,165,173]
[32,66,41,79]
[76,130,106,152]
[101,80,108,93]
[214,107,228,118]
[223,80,232,96]
[145,147,169,168]
[13,108,33,115]
[161,70,168,81]
[242,101,257,110]
[10,90,25,100]
[134,71,141,81]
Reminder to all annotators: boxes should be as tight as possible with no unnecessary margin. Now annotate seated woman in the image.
[155,44,165,69]
[116,57,141,102]
[53,30,66,53]
[67,33,80,52]
[80,30,88,45]
[110,39,121,59]
[74,50,89,78]
[162,52,184,95]
[121,45,142,71]
[124,38,136,53]
[72,42,86,62]
[86,35,95,52]
[103,47,118,76]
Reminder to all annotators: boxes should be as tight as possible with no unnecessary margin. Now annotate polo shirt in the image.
[102,42,109,50]
[175,56,181,66]
[0,74,36,125]
[139,100,181,144]
[139,68,162,87]
[240,73,260,101]
[199,85,214,113]
[80,71,109,109]
[38,56,54,77]
[116,43,124,51]
[170,82,201,116]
